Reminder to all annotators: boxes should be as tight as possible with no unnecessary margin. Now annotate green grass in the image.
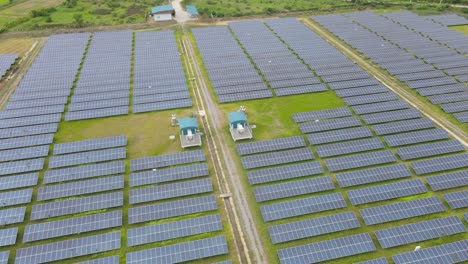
[451,24,468,36]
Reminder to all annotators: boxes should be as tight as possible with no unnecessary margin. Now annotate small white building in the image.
[151,5,174,22]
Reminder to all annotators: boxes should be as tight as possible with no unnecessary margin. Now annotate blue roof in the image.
[186,5,199,16]
[178,118,198,130]
[152,5,174,14]
[228,112,247,125]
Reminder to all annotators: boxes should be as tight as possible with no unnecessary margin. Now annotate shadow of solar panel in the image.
[48,147,126,169]
[0,227,17,247]
[23,211,122,242]
[361,109,421,125]
[427,170,468,191]
[247,161,323,185]
[0,113,61,129]
[65,106,129,121]
[254,176,334,202]
[299,116,362,133]
[133,99,192,113]
[347,179,427,206]
[360,197,445,225]
[384,128,449,147]
[0,188,32,207]
[278,233,376,264]
[344,92,398,106]
[130,163,209,187]
[0,251,8,264]
[0,105,64,120]
[126,236,228,264]
[0,123,57,140]
[0,173,38,191]
[293,107,351,123]
[38,176,124,201]
[357,258,389,264]
[53,136,127,155]
[316,138,384,158]
[130,150,205,172]
[325,150,396,172]
[129,178,213,204]
[392,239,468,264]
[336,164,411,188]
[44,161,125,184]
[397,140,465,160]
[0,207,25,225]
[0,134,54,151]
[441,101,468,114]
[237,136,306,156]
[411,153,468,175]
[128,214,222,246]
[455,112,468,123]
[15,232,121,264]
[260,193,346,222]
[128,195,217,224]
[444,190,468,209]
[241,148,315,169]
[31,192,123,220]
[0,145,50,162]
[376,216,466,248]
[372,119,435,136]
[76,256,119,264]
[268,212,360,244]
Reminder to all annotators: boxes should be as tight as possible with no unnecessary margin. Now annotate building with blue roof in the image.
[151,5,174,22]
[178,117,202,148]
[186,5,199,17]
[228,111,253,141]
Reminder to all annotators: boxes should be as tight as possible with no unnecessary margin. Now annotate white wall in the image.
[153,13,172,22]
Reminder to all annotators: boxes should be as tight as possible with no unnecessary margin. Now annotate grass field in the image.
[0,37,38,55]
[451,24,468,35]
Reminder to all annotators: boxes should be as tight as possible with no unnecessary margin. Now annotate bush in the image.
[31,7,56,17]
[94,8,112,14]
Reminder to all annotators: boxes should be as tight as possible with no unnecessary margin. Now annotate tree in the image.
[73,14,85,27]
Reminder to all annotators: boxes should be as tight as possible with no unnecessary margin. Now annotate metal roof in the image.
[152,5,174,14]
[186,5,199,16]
[178,118,198,131]
[228,112,247,125]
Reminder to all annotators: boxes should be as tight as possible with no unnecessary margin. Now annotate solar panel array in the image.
[426,170,468,191]
[444,190,468,209]
[0,54,18,78]
[392,239,468,264]
[247,161,323,185]
[53,135,127,154]
[411,153,468,175]
[66,31,132,120]
[336,164,411,188]
[44,160,125,183]
[133,30,192,113]
[48,147,126,168]
[241,147,315,169]
[428,14,468,26]
[130,150,205,171]
[130,163,209,187]
[396,140,464,160]
[236,136,305,155]
[77,256,119,264]
[316,138,384,158]
[325,150,397,172]
[192,26,272,103]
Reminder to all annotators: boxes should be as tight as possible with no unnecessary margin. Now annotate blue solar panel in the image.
[347,180,427,205]
[444,190,468,209]
[392,239,468,264]
[426,170,468,191]
[336,164,411,188]
[247,161,323,185]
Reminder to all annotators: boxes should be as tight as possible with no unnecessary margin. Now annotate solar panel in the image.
[30,192,123,220]
[426,170,468,191]
[444,190,468,209]
[43,161,125,184]
[440,101,468,114]
[37,176,124,200]
[384,128,449,147]
[130,150,205,171]
[372,118,435,135]
[53,136,127,155]
[361,109,421,124]
[268,212,360,244]
[325,150,396,172]
[299,116,362,133]
[260,193,346,222]
[0,173,38,191]
[0,251,8,264]
[23,210,122,242]
[392,239,468,264]
[236,136,305,156]
[130,163,209,187]
[0,134,54,150]
[0,227,17,246]
[360,197,445,225]
[254,176,334,202]
[128,214,222,246]
[0,188,32,207]
[347,179,428,205]
[15,232,121,264]
[65,106,129,121]
[356,258,389,264]
[277,233,376,264]
[411,153,468,175]
[352,100,409,115]
[307,127,373,145]
[343,92,399,106]
[129,178,213,204]
[335,85,389,98]
[247,161,323,185]
[241,148,315,169]
[215,261,232,264]
[0,123,57,139]
[396,140,464,160]
[128,195,217,224]
[0,207,25,225]
[292,107,352,123]
[336,164,411,188]
[48,147,126,168]
[133,99,192,113]
[126,236,228,264]
[0,105,64,120]
[0,145,50,162]
[455,112,468,123]
[316,138,384,158]
[0,113,61,129]
[76,256,119,264]
[376,216,466,248]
